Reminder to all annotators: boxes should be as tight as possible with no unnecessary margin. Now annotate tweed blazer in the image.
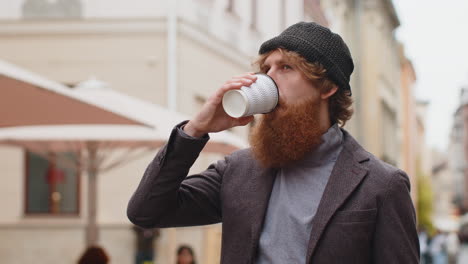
[127,123,420,264]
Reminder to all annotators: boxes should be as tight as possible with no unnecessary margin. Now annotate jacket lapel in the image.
[306,131,370,262]
[249,167,277,263]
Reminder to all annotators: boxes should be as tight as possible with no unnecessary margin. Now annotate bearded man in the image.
[127,22,420,264]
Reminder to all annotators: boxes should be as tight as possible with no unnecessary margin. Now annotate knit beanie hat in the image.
[259,22,354,94]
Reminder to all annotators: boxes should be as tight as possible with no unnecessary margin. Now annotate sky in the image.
[392,0,468,151]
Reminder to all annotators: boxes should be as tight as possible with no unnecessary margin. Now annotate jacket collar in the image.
[248,129,370,263]
[306,129,370,262]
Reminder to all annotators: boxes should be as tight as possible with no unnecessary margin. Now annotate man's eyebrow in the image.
[279,58,294,64]
[261,59,290,67]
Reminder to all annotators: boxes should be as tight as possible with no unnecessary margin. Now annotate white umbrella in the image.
[0,59,146,128]
[0,66,248,246]
[0,123,247,246]
[73,78,248,151]
[0,122,246,165]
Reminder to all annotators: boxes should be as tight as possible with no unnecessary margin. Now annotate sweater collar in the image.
[289,123,343,168]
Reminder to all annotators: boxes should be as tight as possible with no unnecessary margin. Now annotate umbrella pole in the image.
[85,143,99,246]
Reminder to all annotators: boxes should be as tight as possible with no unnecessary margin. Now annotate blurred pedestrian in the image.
[446,231,460,264]
[457,214,468,264]
[419,227,431,264]
[430,230,448,264]
[78,245,109,264]
[176,245,196,264]
[133,225,159,264]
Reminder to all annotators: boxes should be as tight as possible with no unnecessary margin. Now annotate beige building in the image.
[0,0,424,263]
[451,87,468,214]
[0,0,327,263]
[323,0,404,167]
[399,44,419,203]
[324,0,427,203]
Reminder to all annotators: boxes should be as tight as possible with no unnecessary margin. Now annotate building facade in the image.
[399,44,418,203]
[0,1,325,263]
[451,87,468,214]
[323,0,405,168]
[0,0,422,263]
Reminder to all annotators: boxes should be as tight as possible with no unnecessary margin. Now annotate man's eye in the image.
[282,65,292,70]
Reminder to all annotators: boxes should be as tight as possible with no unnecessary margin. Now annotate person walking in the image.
[176,245,196,264]
[430,230,448,264]
[457,214,468,264]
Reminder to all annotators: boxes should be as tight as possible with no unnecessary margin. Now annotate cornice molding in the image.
[178,18,251,69]
[0,18,167,36]
[0,17,251,68]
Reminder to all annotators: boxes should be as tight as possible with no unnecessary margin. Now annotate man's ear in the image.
[321,85,338,100]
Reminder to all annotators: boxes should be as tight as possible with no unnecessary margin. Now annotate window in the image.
[250,0,258,30]
[25,151,80,215]
[226,0,235,13]
[22,0,83,19]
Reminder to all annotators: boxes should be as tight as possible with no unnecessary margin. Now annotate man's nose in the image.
[266,68,278,83]
[265,69,282,97]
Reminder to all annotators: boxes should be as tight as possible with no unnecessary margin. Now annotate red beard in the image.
[249,97,324,168]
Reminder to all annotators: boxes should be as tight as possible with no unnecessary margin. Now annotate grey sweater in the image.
[257,124,343,263]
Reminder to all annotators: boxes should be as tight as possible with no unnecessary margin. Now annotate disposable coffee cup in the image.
[222,73,279,118]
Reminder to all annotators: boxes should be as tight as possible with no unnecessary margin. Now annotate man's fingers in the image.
[208,74,258,106]
[226,78,254,86]
[208,82,243,104]
[233,73,257,80]
[219,82,243,94]
[236,116,254,126]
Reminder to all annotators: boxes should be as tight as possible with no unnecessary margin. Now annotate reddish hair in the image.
[254,48,353,126]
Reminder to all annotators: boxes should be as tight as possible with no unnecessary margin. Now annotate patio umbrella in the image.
[0,122,247,246]
[0,63,248,246]
[0,59,147,128]
[0,122,246,247]
[72,78,247,153]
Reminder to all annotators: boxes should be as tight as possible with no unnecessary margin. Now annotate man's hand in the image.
[184,73,257,137]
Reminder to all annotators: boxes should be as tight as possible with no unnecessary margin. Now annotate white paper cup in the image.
[222,73,279,118]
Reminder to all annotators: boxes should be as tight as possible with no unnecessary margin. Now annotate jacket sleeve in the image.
[127,121,227,228]
[371,170,420,263]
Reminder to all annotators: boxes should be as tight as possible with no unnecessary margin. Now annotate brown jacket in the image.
[127,123,420,263]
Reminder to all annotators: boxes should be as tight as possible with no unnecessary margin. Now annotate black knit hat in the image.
[259,22,354,94]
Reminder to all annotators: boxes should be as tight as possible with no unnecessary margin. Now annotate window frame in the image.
[250,0,258,30]
[24,151,81,217]
[226,0,235,13]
